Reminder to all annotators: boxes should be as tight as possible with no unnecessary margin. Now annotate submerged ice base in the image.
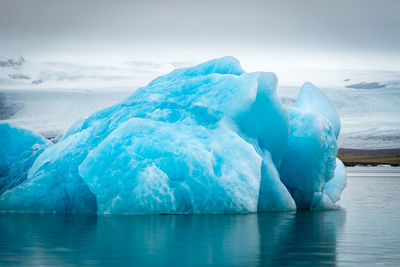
[0,57,346,214]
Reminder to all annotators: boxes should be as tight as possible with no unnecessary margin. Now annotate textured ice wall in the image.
[0,57,346,214]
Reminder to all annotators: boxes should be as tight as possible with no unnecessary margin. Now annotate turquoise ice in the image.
[280,83,344,209]
[296,82,341,139]
[0,57,345,214]
[0,123,50,195]
[324,158,347,203]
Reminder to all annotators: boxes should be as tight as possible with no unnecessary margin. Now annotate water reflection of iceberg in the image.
[0,210,346,266]
[258,209,346,265]
[94,214,262,266]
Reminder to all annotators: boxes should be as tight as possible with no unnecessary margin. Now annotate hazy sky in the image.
[1,0,399,70]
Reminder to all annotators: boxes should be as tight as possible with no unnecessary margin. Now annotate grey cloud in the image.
[0,0,399,63]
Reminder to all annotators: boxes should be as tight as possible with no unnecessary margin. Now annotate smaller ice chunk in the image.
[0,128,97,214]
[280,108,338,209]
[296,82,341,139]
[0,123,49,195]
[324,158,347,203]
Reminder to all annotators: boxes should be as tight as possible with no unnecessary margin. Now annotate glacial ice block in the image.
[280,108,338,209]
[279,82,344,209]
[0,123,49,196]
[296,82,341,139]
[0,57,296,214]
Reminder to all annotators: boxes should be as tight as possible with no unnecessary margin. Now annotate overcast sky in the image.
[1,0,399,70]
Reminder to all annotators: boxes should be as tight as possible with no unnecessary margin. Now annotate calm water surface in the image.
[1,167,399,266]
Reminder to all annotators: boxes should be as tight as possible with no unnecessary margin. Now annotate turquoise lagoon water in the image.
[1,166,399,266]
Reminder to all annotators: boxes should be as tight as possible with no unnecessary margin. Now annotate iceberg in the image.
[0,57,345,214]
[0,123,50,195]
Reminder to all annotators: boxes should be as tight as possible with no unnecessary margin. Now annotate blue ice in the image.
[0,57,345,214]
[296,82,341,139]
[324,158,347,203]
[0,123,50,196]
[280,83,345,209]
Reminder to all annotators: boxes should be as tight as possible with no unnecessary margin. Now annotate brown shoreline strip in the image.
[338,148,400,166]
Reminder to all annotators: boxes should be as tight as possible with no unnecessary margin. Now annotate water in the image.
[1,167,399,266]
